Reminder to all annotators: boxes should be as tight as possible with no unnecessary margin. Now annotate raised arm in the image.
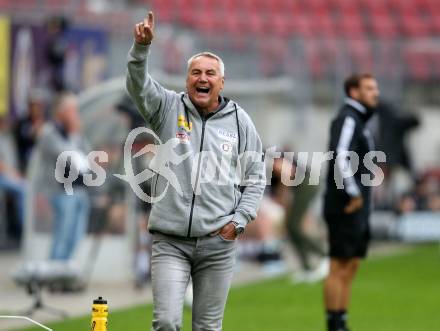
[126,11,176,131]
[134,11,155,46]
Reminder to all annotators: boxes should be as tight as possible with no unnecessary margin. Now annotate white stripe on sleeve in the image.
[336,116,360,196]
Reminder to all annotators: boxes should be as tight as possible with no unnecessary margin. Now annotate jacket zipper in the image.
[187,118,207,237]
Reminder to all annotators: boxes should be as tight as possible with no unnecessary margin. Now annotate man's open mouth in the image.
[196,87,210,94]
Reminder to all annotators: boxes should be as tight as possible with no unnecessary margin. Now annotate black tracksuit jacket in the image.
[323,98,376,215]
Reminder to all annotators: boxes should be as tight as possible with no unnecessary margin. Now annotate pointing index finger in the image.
[148,11,154,29]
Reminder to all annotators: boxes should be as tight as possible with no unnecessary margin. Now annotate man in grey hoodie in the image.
[37,92,90,260]
[127,11,265,331]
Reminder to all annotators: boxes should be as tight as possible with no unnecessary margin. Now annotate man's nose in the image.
[198,74,208,82]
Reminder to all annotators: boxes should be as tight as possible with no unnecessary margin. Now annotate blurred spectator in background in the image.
[239,154,287,265]
[427,192,440,212]
[270,157,292,208]
[36,92,91,260]
[374,101,420,209]
[396,192,417,215]
[45,16,69,92]
[115,93,145,130]
[115,93,155,286]
[396,173,440,215]
[241,191,285,264]
[413,175,437,211]
[0,115,26,244]
[376,101,420,176]
[274,155,328,284]
[241,149,327,279]
[14,89,48,173]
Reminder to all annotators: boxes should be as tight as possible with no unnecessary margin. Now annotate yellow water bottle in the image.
[91,296,108,331]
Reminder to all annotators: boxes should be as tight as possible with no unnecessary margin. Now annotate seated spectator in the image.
[396,192,417,215]
[427,193,440,212]
[238,157,286,264]
[396,172,440,214]
[274,155,328,283]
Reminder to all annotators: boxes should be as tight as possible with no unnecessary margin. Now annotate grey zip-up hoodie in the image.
[126,43,265,237]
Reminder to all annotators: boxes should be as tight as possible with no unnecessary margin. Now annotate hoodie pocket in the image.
[218,233,236,243]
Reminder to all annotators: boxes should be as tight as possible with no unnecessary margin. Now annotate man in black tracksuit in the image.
[323,73,380,331]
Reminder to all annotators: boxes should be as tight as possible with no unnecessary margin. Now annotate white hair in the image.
[51,92,77,115]
[187,52,225,77]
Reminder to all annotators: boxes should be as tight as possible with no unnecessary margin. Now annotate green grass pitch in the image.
[8,243,440,331]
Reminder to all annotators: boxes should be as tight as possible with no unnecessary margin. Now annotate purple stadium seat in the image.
[361,0,389,16]
[257,38,289,76]
[304,40,325,78]
[223,13,243,36]
[348,40,373,71]
[215,0,235,14]
[336,15,366,39]
[152,0,174,23]
[432,15,440,34]
[389,0,416,14]
[405,51,431,81]
[305,0,331,16]
[312,14,336,38]
[332,0,360,16]
[270,0,300,15]
[270,13,295,38]
[289,16,314,38]
[45,0,72,10]
[424,0,440,14]
[239,0,258,15]
[370,14,400,39]
[193,14,218,33]
[400,13,431,37]
[13,0,37,10]
[246,12,266,35]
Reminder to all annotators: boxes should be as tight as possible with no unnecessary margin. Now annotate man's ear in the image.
[350,88,360,100]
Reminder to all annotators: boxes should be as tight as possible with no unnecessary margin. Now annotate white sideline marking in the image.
[0,315,53,331]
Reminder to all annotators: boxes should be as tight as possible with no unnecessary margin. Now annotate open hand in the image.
[134,11,154,45]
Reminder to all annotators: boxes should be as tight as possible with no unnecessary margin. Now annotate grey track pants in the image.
[151,232,237,331]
